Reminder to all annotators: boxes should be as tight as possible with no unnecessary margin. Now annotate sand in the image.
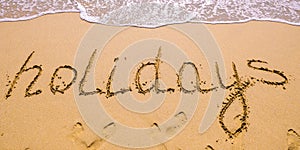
[0,13,299,150]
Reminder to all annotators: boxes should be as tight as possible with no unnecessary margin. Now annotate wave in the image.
[0,0,299,27]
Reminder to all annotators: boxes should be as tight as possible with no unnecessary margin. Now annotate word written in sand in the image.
[4,49,288,138]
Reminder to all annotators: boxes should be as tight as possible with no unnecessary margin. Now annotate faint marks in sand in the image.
[166,112,188,137]
[288,129,300,150]
[102,122,116,139]
[205,145,215,150]
[68,122,103,150]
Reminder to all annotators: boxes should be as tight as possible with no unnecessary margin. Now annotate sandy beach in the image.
[0,13,299,150]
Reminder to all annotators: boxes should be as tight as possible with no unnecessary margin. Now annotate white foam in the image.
[0,0,299,27]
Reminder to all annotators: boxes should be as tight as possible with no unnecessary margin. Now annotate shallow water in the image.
[0,0,299,27]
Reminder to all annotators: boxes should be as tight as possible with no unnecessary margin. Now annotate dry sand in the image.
[0,13,299,150]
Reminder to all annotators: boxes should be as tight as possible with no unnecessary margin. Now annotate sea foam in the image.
[0,0,299,27]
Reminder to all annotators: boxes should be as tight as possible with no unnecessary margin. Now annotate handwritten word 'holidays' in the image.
[4,48,288,138]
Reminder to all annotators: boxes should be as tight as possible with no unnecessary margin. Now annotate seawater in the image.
[0,0,299,27]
